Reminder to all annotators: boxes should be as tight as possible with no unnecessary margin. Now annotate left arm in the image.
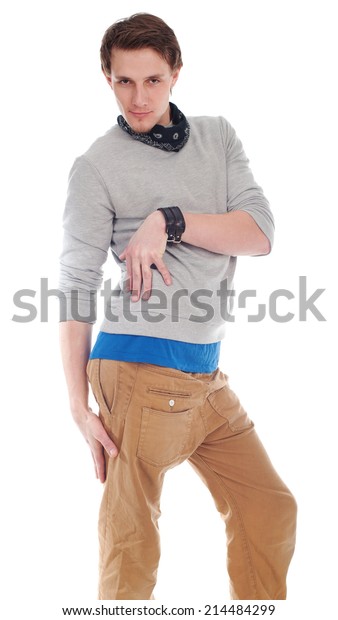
[180,118,274,257]
[181,210,270,256]
[120,118,274,299]
[119,208,269,301]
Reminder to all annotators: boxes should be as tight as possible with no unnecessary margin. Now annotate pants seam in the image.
[99,364,140,587]
[99,478,111,588]
[189,451,259,598]
[121,362,140,418]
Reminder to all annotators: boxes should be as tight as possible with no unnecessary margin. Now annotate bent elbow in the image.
[261,236,272,255]
[253,233,272,256]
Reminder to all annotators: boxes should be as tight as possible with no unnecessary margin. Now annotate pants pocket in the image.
[137,406,194,468]
[87,359,117,417]
[87,359,125,449]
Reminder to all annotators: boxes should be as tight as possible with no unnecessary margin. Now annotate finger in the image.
[87,435,104,482]
[88,415,119,458]
[97,428,119,458]
[90,450,99,479]
[124,273,132,294]
[141,265,152,300]
[125,255,132,292]
[153,257,172,286]
[90,434,117,484]
[119,249,126,261]
[94,447,107,484]
[131,259,142,301]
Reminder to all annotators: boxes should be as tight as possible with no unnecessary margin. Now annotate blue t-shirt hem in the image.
[89,333,220,373]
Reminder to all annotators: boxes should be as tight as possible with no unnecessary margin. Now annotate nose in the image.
[132,83,148,108]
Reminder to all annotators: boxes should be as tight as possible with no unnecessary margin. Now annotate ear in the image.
[171,67,181,89]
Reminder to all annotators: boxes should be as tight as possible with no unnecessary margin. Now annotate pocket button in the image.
[169,399,175,407]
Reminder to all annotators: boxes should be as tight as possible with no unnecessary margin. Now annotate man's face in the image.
[106,47,180,132]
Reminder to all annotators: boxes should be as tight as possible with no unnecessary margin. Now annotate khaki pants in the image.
[87,359,297,600]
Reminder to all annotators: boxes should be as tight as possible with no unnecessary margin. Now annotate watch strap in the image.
[157,206,186,243]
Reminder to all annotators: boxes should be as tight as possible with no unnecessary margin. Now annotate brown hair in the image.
[100,13,183,77]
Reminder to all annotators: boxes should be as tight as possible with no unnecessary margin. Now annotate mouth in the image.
[129,111,152,118]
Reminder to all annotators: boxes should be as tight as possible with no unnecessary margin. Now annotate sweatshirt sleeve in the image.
[220,117,275,251]
[59,155,115,322]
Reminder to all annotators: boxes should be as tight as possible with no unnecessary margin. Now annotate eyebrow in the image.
[114,74,166,81]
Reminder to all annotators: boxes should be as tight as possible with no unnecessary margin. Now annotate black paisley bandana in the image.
[117,102,190,152]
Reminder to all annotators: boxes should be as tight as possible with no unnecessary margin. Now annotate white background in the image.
[1,0,337,618]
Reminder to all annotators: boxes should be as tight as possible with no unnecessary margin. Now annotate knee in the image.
[278,487,298,542]
[264,485,297,538]
[285,488,297,521]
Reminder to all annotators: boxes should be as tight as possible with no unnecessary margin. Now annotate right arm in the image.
[59,156,171,480]
[59,320,117,483]
[59,156,118,483]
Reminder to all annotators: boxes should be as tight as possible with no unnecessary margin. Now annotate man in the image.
[59,12,297,601]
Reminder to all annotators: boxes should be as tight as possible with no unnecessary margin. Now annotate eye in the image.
[148,78,160,85]
[119,79,130,85]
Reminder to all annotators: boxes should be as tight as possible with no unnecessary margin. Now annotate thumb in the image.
[119,249,126,261]
[95,423,119,457]
[105,436,119,458]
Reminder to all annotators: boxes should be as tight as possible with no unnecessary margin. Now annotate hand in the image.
[75,407,118,483]
[119,211,172,301]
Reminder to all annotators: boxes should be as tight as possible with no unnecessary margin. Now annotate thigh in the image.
[188,381,297,601]
[86,358,133,450]
[189,379,295,519]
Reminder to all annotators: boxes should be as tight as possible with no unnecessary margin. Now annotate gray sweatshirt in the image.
[59,116,274,344]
